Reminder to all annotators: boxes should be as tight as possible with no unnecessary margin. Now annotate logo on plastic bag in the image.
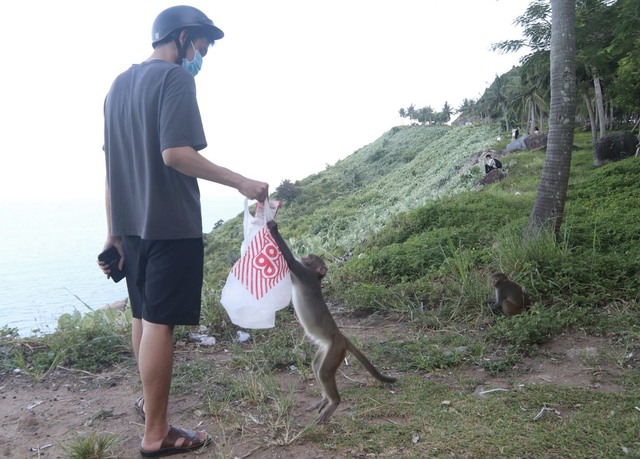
[231,227,288,300]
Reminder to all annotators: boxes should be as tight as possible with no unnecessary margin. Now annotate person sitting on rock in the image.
[484,154,502,174]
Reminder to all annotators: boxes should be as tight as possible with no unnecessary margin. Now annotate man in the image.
[99,5,268,457]
[484,153,502,174]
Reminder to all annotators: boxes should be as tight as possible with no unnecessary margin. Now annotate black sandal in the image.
[139,425,212,457]
[135,396,145,422]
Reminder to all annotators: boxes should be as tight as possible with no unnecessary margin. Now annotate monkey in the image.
[490,272,531,317]
[267,220,397,424]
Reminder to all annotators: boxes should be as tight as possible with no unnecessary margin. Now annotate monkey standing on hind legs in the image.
[267,220,397,424]
[490,272,531,317]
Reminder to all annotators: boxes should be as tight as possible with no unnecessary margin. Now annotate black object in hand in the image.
[98,246,125,283]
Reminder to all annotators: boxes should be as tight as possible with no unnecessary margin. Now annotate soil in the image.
[0,321,629,459]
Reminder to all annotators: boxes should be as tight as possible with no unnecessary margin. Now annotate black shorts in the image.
[122,236,204,325]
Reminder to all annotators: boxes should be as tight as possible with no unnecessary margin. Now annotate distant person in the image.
[485,154,502,174]
[534,126,540,135]
[511,128,517,139]
[98,5,268,457]
[514,127,520,139]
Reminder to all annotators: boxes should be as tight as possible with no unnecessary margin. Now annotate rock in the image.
[594,131,638,166]
[524,132,548,150]
[505,134,529,152]
[480,168,505,185]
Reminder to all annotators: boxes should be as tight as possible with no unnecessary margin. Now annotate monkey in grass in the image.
[267,220,397,424]
[491,272,531,317]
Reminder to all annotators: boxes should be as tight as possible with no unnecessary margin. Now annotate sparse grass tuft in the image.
[59,431,120,459]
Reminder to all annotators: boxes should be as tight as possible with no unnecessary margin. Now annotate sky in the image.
[0,0,530,205]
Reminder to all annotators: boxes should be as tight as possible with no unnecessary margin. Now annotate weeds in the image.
[59,431,119,459]
[491,223,572,278]
[485,305,582,354]
[8,308,131,378]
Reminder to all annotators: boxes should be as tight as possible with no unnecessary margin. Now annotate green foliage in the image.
[11,309,132,378]
[341,138,636,322]
[330,282,407,317]
[492,223,571,274]
[566,156,640,255]
[274,179,301,204]
[0,326,19,372]
[203,124,501,285]
[486,305,586,354]
[479,349,523,376]
[52,310,131,373]
[240,322,315,372]
[385,331,480,372]
[0,325,19,339]
[199,285,238,341]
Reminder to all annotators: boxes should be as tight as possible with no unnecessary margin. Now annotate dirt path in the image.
[0,330,625,458]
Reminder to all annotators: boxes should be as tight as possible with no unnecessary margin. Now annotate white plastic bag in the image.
[220,198,292,329]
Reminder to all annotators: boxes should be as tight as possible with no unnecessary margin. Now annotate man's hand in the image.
[98,238,124,278]
[239,179,269,202]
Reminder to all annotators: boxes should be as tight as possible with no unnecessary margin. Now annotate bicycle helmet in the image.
[151,5,224,48]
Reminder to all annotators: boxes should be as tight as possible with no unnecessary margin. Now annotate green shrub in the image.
[486,305,587,354]
[12,309,131,378]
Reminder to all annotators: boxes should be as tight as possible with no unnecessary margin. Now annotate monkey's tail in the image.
[345,339,397,383]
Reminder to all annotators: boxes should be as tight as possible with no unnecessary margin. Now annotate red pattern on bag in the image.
[231,227,289,300]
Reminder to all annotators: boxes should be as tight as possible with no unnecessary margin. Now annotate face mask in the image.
[182,42,203,77]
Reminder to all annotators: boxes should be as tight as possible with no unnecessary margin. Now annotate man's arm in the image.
[162,147,268,201]
[99,177,124,275]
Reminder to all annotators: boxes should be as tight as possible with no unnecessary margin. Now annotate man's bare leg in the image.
[135,319,209,452]
[132,318,142,362]
[138,320,174,451]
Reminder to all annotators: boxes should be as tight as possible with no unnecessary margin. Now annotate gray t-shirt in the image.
[103,60,206,240]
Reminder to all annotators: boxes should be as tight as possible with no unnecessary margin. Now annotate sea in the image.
[0,196,245,337]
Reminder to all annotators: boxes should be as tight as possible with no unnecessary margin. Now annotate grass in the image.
[2,125,640,458]
[60,431,120,459]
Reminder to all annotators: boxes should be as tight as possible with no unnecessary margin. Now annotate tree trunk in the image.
[583,91,597,147]
[529,97,536,134]
[528,0,577,237]
[502,103,510,133]
[608,100,614,130]
[593,73,606,138]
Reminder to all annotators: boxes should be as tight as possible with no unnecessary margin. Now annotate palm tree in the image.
[520,51,551,133]
[575,0,617,141]
[609,0,640,116]
[441,102,453,123]
[528,0,577,236]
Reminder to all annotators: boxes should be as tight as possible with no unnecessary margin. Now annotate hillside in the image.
[203,121,639,326]
[203,124,503,283]
[270,124,500,249]
[3,124,639,458]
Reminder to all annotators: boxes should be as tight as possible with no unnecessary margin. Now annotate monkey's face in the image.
[302,254,328,279]
[491,273,508,288]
